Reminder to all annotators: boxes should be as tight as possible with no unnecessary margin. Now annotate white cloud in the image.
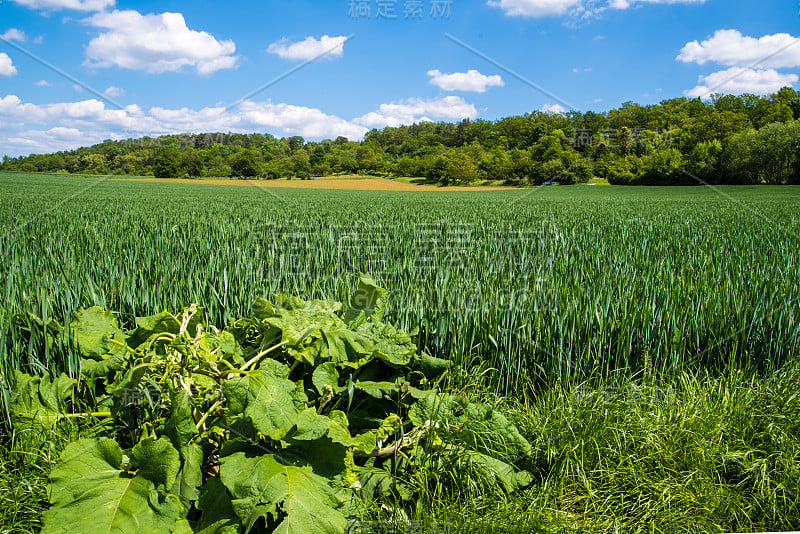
[72,84,84,92]
[609,0,704,8]
[677,30,800,69]
[35,79,52,87]
[542,103,566,113]
[0,94,481,156]
[427,69,504,92]
[684,68,798,98]
[0,54,17,77]
[1,29,27,42]
[0,94,368,156]
[84,10,238,74]
[267,35,347,61]
[10,0,114,11]
[354,96,477,128]
[488,0,704,17]
[487,0,582,17]
[103,86,125,97]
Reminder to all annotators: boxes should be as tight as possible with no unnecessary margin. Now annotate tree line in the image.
[2,87,799,185]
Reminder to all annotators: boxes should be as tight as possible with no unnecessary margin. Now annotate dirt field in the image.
[125,176,509,191]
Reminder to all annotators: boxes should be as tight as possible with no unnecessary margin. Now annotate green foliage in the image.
[42,437,184,534]
[153,148,185,179]
[8,370,75,430]
[725,120,800,184]
[4,88,799,185]
[9,278,531,533]
[230,149,265,178]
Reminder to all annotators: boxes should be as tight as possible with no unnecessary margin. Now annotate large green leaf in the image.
[291,409,379,455]
[409,393,532,462]
[292,408,331,441]
[459,449,533,492]
[220,452,347,534]
[312,363,343,395]
[196,477,241,534]
[42,438,183,534]
[9,371,75,430]
[130,437,182,491]
[222,369,307,441]
[162,389,198,461]
[410,352,452,377]
[344,275,388,324]
[354,321,416,367]
[259,296,354,366]
[459,402,533,460]
[71,306,128,359]
[71,307,129,378]
[131,310,181,341]
[171,442,203,510]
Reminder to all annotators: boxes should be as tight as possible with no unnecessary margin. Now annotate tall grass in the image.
[403,359,800,533]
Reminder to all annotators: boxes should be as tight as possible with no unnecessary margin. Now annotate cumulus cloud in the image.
[1,29,27,42]
[0,94,369,155]
[677,30,800,69]
[10,0,114,11]
[103,86,125,97]
[684,68,798,98]
[35,80,52,87]
[0,93,482,156]
[0,54,17,77]
[608,0,704,7]
[488,0,704,18]
[354,96,477,128]
[487,0,582,17]
[427,69,504,92]
[542,103,566,113]
[267,35,347,61]
[84,10,238,74]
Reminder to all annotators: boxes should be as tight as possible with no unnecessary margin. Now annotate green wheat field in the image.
[1,172,800,533]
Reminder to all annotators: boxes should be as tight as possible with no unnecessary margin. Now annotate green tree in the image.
[152,149,182,178]
[446,152,478,184]
[229,149,264,178]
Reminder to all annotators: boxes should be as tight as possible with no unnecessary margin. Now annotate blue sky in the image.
[0,0,797,157]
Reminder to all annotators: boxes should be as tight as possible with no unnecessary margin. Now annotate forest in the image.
[2,87,799,185]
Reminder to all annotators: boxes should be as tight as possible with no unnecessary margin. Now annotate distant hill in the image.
[2,88,799,185]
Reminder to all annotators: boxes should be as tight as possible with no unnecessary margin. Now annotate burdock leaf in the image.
[42,438,183,534]
[222,369,306,441]
[130,437,182,491]
[9,371,75,430]
[220,452,347,533]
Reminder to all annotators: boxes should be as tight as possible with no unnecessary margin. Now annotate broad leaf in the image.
[71,306,128,359]
[162,389,198,461]
[130,437,182,491]
[312,363,343,395]
[344,275,388,324]
[354,321,416,367]
[459,449,533,492]
[222,369,307,441]
[132,310,181,340]
[9,371,75,430]
[171,442,203,510]
[42,438,183,534]
[196,477,241,534]
[410,353,452,377]
[220,452,347,533]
